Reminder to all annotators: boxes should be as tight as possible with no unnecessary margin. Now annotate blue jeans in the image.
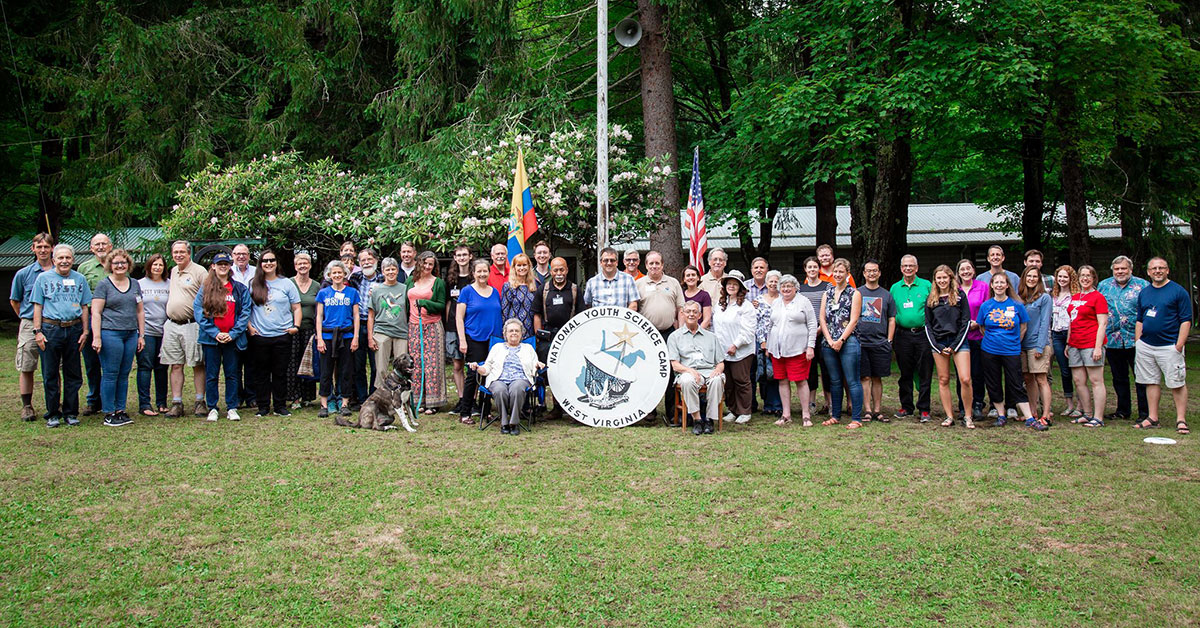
[99,329,138,413]
[137,334,168,411]
[202,343,241,410]
[1051,330,1074,399]
[756,348,782,412]
[821,335,864,421]
[40,323,83,417]
[82,340,101,407]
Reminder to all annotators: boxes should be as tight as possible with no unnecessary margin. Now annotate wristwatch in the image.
[33,328,43,335]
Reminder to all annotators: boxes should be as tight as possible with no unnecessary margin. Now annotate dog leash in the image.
[415,306,426,413]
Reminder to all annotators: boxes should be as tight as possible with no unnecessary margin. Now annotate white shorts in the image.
[1134,340,1186,389]
[160,320,203,367]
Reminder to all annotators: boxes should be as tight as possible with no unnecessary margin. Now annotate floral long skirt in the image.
[408,319,447,409]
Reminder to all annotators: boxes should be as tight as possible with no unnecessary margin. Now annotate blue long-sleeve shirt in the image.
[1021,293,1052,351]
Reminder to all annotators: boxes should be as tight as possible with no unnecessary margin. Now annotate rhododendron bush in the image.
[164,123,672,255]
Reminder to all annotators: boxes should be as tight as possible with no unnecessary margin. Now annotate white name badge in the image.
[450,288,460,298]
[1146,308,1157,318]
[552,296,564,306]
[63,279,75,286]
[903,301,914,309]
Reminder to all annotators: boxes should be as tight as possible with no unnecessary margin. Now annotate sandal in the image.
[801,417,813,427]
[423,409,436,415]
[940,417,954,427]
[1177,421,1190,435]
[1070,416,1090,425]
[1066,408,1083,419]
[963,416,976,429]
[878,412,891,424]
[821,418,839,426]
[458,416,476,425]
[1081,417,1104,428]
[845,420,863,430]
[140,408,159,417]
[774,416,792,426]
[1133,418,1159,429]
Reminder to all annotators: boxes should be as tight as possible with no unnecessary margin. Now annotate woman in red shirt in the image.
[1065,265,1109,427]
[194,252,252,422]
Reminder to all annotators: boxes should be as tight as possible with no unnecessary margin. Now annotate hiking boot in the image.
[165,402,184,418]
[20,405,36,422]
[193,401,207,417]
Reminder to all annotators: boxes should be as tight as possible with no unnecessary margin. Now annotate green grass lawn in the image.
[0,323,1197,626]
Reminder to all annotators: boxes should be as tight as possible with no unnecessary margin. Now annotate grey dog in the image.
[337,354,419,432]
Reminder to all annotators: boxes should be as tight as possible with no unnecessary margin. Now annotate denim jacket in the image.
[193,280,252,350]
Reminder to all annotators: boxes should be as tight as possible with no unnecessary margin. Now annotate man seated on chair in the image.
[668,301,725,435]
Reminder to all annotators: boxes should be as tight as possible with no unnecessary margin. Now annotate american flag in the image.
[683,147,707,273]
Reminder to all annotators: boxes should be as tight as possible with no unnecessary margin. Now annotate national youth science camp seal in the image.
[546,306,671,428]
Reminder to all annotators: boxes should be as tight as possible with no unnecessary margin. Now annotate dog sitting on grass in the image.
[337,354,419,432]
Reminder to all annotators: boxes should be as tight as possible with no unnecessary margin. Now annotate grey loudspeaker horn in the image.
[614,18,642,47]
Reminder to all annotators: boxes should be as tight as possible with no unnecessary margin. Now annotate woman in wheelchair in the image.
[470,319,544,435]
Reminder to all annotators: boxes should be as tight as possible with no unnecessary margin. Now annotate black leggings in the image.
[459,337,490,416]
[981,351,1028,409]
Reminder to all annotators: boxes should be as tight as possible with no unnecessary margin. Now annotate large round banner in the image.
[547,306,671,428]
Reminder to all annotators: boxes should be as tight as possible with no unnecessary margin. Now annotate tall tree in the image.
[640,0,686,272]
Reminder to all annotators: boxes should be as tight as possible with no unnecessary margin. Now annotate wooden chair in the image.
[673,383,724,433]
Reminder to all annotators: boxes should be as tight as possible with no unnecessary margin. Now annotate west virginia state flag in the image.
[507,148,539,262]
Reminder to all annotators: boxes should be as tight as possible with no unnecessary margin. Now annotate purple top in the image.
[684,288,712,310]
[964,279,989,341]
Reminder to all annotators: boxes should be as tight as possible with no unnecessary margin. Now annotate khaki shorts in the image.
[1021,345,1052,374]
[15,319,39,372]
[1134,340,1187,389]
[160,320,203,367]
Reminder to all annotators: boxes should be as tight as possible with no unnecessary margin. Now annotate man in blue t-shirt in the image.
[8,232,55,421]
[1133,257,1192,434]
[31,244,94,427]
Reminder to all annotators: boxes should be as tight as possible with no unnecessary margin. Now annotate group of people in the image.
[10,233,1192,437]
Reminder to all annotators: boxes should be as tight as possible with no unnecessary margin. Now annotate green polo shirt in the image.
[77,257,110,291]
[890,277,932,329]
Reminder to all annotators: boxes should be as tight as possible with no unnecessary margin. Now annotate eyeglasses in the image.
[260,258,277,263]
[111,261,128,267]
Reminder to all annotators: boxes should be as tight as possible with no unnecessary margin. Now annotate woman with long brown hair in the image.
[248,248,301,417]
[924,265,973,428]
[1050,265,1081,418]
[194,252,252,422]
[406,250,448,413]
[137,253,170,416]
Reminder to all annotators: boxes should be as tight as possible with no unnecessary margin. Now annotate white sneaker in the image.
[723,412,736,423]
[206,408,218,422]
[227,409,241,421]
[987,408,998,418]
[735,414,751,424]
[1006,408,1017,419]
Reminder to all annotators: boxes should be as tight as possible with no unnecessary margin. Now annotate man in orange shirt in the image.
[623,249,644,280]
[817,244,856,287]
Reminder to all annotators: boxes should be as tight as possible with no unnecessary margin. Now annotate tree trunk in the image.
[848,168,874,267]
[1061,144,1089,268]
[1020,116,1046,252]
[1056,86,1090,268]
[815,178,837,251]
[1114,135,1147,270]
[640,0,686,274]
[869,133,913,285]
